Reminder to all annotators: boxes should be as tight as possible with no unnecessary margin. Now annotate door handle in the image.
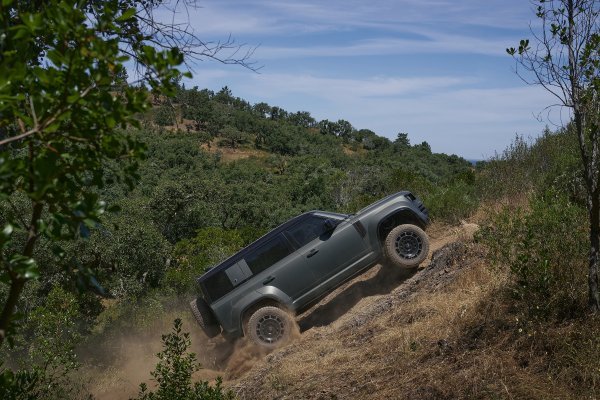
[306,248,319,258]
[262,276,275,285]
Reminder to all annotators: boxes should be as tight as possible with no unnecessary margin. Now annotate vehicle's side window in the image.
[225,259,252,287]
[285,216,339,248]
[245,234,292,275]
[204,270,234,303]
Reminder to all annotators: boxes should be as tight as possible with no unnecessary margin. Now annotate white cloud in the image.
[178,0,554,158]
[177,0,532,35]
[243,73,469,98]
[256,34,516,60]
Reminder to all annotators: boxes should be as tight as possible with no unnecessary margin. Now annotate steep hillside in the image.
[226,225,494,398]
[88,222,481,399]
[184,216,594,400]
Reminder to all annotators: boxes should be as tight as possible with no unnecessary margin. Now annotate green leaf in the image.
[46,49,64,66]
[117,8,136,22]
[9,255,39,280]
[22,13,43,30]
[105,115,116,128]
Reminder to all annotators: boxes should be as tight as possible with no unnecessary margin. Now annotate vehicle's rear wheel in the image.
[246,306,293,349]
[384,224,429,268]
[189,297,221,338]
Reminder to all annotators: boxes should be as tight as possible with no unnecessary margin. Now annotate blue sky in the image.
[168,0,565,159]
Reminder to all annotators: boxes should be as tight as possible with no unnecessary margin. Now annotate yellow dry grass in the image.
[84,216,600,399]
[231,239,494,398]
[200,141,270,163]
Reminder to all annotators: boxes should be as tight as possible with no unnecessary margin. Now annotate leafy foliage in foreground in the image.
[0,0,184,347]
[132,318,233,400]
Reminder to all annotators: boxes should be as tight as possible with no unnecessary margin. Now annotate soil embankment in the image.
[229,222,487,399]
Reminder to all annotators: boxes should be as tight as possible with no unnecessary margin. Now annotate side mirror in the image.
[323,219,336,232]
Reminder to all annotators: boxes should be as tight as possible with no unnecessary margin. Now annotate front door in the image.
[285,215,368,283]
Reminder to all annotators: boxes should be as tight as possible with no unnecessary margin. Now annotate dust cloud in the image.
[84,314,225,399]
[223,321,301,380]
[86,312,302,399]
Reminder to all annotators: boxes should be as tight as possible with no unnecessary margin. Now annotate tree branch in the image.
[0,85,95,147]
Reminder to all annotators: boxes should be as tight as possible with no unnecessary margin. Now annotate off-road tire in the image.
[246,306,293,349]
[384,224,429,268]
[189,297,220,338]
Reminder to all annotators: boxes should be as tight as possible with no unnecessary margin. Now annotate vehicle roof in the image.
[197,210,346,282]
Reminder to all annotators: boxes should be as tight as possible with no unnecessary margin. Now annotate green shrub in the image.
[0,366,40,400]
[0,286,90,399]
[426,174,478,223]
[477,128,582,203]
[478,190,588,319]
[132,318,233,400]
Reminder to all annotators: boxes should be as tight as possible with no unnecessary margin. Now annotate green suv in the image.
[190,191,429,348]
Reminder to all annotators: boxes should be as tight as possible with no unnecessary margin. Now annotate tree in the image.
[318,119,354,139]
[394,132,411,149]
[287,111,316,128]
[354,128,377,145]
[0,0,254,347]
[269,106,288,120]
[252,102,271,118]
[179,87,212,130]
[214,86,234,106]
[154,105,176,127]
[415,141,432,154]
[335,119,354,142]
[219,125,248,149]
[508,0,600,311]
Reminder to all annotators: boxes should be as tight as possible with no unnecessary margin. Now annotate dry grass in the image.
[200,141,270,163]
[232,238,600,399]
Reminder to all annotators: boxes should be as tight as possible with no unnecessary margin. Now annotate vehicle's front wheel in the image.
[246,306,294,349]
[384,224,429,268]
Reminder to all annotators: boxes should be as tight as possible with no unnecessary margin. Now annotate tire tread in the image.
[189,297,221,338]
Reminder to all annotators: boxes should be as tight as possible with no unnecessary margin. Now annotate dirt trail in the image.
[296,221,478,333]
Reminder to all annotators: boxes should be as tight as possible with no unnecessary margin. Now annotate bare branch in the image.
[112,0,262,83]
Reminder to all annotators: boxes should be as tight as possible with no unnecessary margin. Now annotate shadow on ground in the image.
[297,265,417,332]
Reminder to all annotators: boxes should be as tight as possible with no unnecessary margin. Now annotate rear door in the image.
[243,233,315,300]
